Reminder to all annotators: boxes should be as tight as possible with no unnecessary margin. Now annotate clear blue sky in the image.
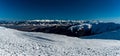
[0,0,120,21]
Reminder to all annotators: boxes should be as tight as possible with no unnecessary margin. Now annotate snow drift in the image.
[0,27,120,56]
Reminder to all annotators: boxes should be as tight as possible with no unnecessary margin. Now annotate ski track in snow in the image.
[0,27,120,56]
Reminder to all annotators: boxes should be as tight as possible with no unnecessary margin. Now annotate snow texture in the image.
[0,27,120,56]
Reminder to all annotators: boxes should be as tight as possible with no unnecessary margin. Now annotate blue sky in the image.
[0,0,120,21]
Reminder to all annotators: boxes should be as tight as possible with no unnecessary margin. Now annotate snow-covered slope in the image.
[0,27,120,56]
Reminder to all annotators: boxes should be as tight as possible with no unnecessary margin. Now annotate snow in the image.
[0,27,120,56]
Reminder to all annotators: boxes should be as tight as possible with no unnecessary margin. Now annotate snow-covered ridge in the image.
[1,20,120,37]
[27,20,120,35]
[0,26,120,56]
[0,20,103,24]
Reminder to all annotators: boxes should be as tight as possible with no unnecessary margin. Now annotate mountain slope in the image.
[0,27,120,56]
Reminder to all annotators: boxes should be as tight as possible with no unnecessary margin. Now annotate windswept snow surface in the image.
[0,27,120,56]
